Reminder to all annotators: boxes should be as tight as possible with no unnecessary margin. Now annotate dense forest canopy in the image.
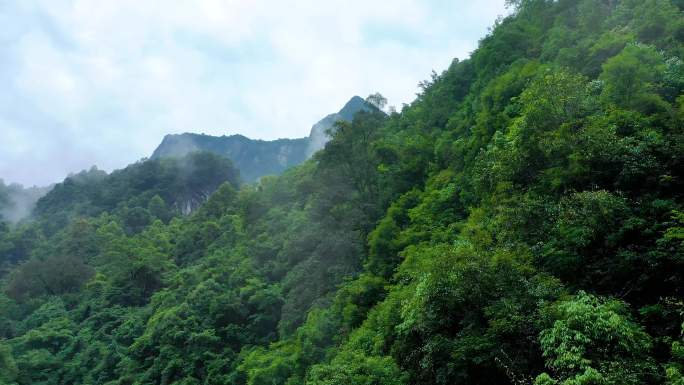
[1,0,684,384]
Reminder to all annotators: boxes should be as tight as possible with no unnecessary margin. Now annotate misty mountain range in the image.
[151,95,372,182]
[0,95,372,223]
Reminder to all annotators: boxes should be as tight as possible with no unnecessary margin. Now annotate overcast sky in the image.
[0,0,509,186]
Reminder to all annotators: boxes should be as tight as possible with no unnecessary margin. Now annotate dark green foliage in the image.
[1,1,683,384]
[34,152,240,226]
[5,254,94,301]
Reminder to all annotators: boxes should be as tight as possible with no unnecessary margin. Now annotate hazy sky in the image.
[0,0,509,186]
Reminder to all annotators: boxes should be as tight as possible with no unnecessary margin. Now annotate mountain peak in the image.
[338,96,367,120]
[151,96,369,182]
[306,96,373,157]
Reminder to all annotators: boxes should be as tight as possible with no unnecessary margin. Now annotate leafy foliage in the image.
[1,1,683,384]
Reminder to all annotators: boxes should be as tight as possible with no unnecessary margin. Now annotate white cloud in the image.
[0,0,509,186]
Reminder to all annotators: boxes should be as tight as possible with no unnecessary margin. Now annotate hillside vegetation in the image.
[1,1,684,384]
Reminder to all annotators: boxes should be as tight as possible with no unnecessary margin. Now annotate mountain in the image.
[152,134,308,183]
[151,96,373,182]
[1,2,684,385]
[306,95,371,156]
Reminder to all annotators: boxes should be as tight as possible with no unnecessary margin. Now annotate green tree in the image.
[0,344,17,385]
[600,44,667,111]
[535,292,656,385]
[148,194,171,222]
[306,351,407,385]
[5,255,94,301]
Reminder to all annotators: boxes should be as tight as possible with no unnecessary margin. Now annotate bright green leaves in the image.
[239,343,299,385]
[665,210,684,247]
[306,351,407,385]
[1,299,76,385]
[666,321,684,385]
[472,68,596,197]
[536,292,656,385]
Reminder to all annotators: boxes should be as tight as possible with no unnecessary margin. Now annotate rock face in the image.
[152,133,309,183]
[151,96,371,182]
[306,95,370,157]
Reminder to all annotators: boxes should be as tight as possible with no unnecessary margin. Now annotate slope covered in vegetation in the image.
[1,0,684,384]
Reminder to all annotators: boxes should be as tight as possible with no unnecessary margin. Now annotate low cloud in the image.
[0,0,508,186]
[0,180,51,223]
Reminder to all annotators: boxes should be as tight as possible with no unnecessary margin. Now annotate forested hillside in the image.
[1,0,684,384]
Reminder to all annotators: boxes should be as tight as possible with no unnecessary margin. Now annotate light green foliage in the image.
[666,211,684,247]
[0,1,683,384]
[536,292,656,385]
[667,321,684,385]
[306,350,407,385]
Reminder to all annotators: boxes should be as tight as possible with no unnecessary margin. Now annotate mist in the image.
[0,180,52,223]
